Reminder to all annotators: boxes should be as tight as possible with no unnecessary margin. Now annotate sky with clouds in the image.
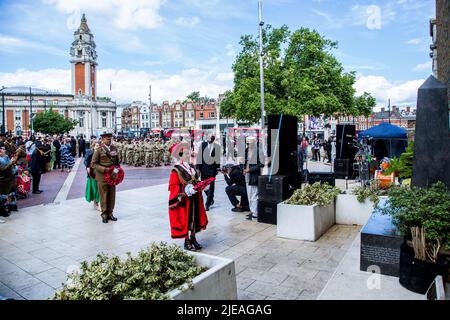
[0,0,435,108]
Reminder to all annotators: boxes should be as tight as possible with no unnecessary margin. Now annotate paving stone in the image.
[237,290,267,300]
[0,282,24,300]
[16,281,55,300]
[0,258,22,276]
[34,268,68,289]
[246,281,302,300]
[13,257,54,275]
[239,268,289,285]
[236,276,256,291]
[0,269,42,292]
[29,247,65,262]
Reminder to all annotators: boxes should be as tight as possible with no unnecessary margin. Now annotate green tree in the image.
[33,108,78,135]
[221,25,376,123]
[183,91,211,103]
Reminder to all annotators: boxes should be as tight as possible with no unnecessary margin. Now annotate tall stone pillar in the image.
[436,0,450,102]
[412,76,450,188]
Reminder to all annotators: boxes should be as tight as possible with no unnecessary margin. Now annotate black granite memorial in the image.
[360,199,403,277]
[412,76,450,188]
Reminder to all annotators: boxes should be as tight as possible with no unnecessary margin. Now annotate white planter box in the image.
[336,195,387,226]
[277,202,335,241]
[168,251,237,300]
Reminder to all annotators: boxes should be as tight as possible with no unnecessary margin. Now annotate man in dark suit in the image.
[52,135,61,169]
[78,135,86,158]
[31,141,45,194]
[223,162,249,212]
[196,135,220,211]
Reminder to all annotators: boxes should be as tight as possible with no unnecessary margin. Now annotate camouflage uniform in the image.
[126,143,134,165]
[144,141,153,167]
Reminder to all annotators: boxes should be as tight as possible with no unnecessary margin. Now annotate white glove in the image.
[184,184,197,197]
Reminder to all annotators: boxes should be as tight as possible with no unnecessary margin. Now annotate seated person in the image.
[223,161,249,212]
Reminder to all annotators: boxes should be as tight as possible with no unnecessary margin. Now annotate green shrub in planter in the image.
[285,182,341,206]
[353,182,391,206]
[381,181,450,262]
[53,243,206,300]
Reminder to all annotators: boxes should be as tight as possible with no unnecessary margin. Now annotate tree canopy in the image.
[221,25,376,123]
[33,108,78,135]
[183,91,211,103]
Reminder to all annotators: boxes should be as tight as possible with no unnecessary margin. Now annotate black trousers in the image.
[79,149,86,158]
[54,152,61,169]
[203,180,215,206]
[32,172,41,192]
[225,185,249,209]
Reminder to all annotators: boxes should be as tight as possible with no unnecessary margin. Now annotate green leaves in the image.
[382,141,414,179]
[381,182,450,252]
[353,182,390,206]
[285,182,342,206]
[52,243,206,300]
[222,26,376,123]
[33,107,78,135]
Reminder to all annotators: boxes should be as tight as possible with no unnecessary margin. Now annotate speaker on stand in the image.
[334,124,356,179]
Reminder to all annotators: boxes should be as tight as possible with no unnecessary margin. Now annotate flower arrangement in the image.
[285,182,342,207]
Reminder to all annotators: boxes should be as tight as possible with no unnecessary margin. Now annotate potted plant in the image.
[336,182,390,225]
[277,182,341,241]
[381,182,450,294]
[382,141,414,186]
[53,242,237,300]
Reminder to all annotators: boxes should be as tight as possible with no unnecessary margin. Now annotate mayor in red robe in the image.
[168,143,208,251]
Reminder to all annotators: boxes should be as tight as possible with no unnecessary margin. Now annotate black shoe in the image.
[246,214,258,220]
[232,207,242,212]
[205,205,210,211]
[184,239,196,251]
[210,200,214,206]
[101,215,109,223]
[241,207,251,212]
[190,237,202,250]
[109,214,118,221]
[32,191,42,194]
[38,190,44,193]
[8,205,18,212]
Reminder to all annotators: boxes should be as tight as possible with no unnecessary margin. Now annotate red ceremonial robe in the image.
[168,164,208,239]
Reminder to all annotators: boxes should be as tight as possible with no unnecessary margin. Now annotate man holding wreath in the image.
[91,131,121,223]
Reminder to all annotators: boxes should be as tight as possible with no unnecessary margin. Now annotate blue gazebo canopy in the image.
[358,122,407,139]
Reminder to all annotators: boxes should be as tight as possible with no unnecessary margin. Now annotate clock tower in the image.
[70,14,97,100]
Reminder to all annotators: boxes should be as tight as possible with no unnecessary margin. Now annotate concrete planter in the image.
[277,202,335,241]
[168,251,237,300]
[336,194,388,226]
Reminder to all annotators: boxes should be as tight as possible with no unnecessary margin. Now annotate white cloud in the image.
[175,16,200,27]
[225,44,235,57]
[350,4,395,30]
[406,38,423,45]
[43,0,166,30]
[413,61,432,72]
[354,75,424,107]
[0,34,66,56]
[215,72,234,81]
[0,68,232,104]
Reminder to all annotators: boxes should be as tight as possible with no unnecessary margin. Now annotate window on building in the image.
[199,112,204,119]
[210,112,215,118]
[101,112,107,128]
[78,111,85,127]
[15,111,21,121]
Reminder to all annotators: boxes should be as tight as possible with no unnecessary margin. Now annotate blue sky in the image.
[0,0,435,106]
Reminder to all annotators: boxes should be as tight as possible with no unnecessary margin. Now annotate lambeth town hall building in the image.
[0,14,116,137]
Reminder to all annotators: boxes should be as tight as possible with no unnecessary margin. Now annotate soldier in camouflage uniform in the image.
[126,141,134,165]
[144,140,153,168]
[132,141,141,166]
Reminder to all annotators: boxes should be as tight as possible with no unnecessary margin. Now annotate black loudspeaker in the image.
[336,124,356,160]
[307,171,336,186]
[258,175,294,202]
[334,159,353,179]
[257,200,278,224]
[267,115,298,178]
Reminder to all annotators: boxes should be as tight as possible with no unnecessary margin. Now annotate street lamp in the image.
[258,0,265,130]
[0,86,5,134]
[29,87,34,136]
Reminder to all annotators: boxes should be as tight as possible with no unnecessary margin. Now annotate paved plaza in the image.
[0,159,420,300]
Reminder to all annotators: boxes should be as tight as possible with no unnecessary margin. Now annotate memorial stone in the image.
[412,76,450,188]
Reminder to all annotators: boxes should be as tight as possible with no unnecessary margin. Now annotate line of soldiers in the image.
[113,138,177,167]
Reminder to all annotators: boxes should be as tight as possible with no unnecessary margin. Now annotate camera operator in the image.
[222,161,249,213]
